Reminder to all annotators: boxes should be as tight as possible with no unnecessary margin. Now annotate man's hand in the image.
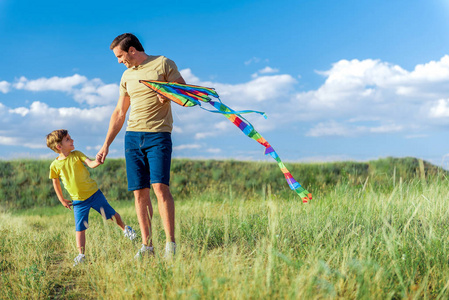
[157,94,171,104]
[96,146,109,164]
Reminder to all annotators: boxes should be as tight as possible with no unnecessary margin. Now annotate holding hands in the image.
[96,146,109,164]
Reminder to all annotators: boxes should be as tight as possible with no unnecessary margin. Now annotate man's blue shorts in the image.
[72,189,116,232]
[124,131,172,191]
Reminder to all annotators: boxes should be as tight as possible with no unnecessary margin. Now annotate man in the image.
[96,33,185,259]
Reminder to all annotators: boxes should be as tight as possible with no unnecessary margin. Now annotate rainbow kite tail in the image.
[265,146,312,203]
[212,99,313,203]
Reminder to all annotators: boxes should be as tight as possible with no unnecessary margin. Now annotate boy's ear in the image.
[56,144,62,150]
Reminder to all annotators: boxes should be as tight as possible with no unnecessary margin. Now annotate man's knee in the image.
[133,188,150,203]
[152,183,172,199]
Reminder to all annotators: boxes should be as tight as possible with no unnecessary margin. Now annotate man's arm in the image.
[52,178,72,210]
[174,76,186,84]
[96,94,130,163]
[157,76,186,104]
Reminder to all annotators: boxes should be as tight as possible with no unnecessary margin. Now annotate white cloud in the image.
[245,57,261,65]
[252,66,280,78]
[429,99,449,118]
[259,66,279,74]
[14,74,87,92]
[0,81,10,93]
[86,145,101,151]
[284,55,449,136]
[173,144,201,151]
[194,132,215,140]
[9,107,29,116]
[72,80,119,106]
[306,121,354,137]
[0,136,19,146]
[208,74,297,104]
[0,101,114,150]
[306,121,403,137]
[206,148,221,153]
[0,135,45,149]
[244,57,269,66]
[405,134,427,139]
[13,75,119,106]
[25,101,113,122]
[180,68,201,84]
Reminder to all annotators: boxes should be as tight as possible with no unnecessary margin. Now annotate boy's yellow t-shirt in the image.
[49,150,98,201]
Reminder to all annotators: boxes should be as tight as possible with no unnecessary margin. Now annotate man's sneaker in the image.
[164,242,176,260]
[73,254,85,266]
[123,225,137,240]
[134,244,154,259]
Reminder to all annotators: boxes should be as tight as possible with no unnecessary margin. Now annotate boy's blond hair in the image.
[46,129,68,153]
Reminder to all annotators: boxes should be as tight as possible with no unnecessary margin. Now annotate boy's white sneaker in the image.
[73,254,85,266]
[134,244,154,259]
[123,225,137,240]
[164,242,176,260]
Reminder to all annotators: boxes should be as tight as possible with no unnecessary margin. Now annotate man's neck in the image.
[133,52,149,67]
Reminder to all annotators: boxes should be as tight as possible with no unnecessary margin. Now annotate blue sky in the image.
[2,0,449,168]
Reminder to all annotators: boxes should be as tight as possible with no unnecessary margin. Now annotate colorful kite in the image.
[140,80,312,203]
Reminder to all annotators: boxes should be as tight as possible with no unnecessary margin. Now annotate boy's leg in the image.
[76,230,86,254]
[111,212,125,230]
[90,190,120,226]
[134,188,153,247]
[72,200,90,256]
[112,213,137,240]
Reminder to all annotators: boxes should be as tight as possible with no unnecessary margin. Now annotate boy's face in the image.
[58,134,75,152]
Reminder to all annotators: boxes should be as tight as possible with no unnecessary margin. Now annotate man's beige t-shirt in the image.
[119,55,182,132]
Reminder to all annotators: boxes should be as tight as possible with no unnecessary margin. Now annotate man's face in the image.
[113,46,137,68]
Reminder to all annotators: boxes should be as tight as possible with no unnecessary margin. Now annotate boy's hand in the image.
[61,199,73,210]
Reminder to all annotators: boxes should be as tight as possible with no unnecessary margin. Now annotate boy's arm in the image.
[84,158,100,169]
[52,178,72,210]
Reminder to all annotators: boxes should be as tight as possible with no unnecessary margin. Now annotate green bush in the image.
[0,157,445,209]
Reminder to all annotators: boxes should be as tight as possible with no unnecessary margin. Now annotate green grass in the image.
[2,178,449,299]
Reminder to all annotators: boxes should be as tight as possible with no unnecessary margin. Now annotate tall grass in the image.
[2,177,449,299]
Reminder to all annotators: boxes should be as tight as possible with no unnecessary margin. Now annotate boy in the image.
[46,129,136,266]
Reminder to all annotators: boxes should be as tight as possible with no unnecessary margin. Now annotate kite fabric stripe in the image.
[139,80,312,203]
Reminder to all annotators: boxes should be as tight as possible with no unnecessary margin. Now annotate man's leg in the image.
[152,183,175,243]
[134,188,153,246]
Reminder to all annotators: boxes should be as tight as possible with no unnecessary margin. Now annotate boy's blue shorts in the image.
[124,131,172,191]
[72,189,116,231]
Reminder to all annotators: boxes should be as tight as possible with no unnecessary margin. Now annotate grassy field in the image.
[2,170,449,299]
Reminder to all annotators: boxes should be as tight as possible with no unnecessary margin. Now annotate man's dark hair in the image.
[110,33,145,52]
